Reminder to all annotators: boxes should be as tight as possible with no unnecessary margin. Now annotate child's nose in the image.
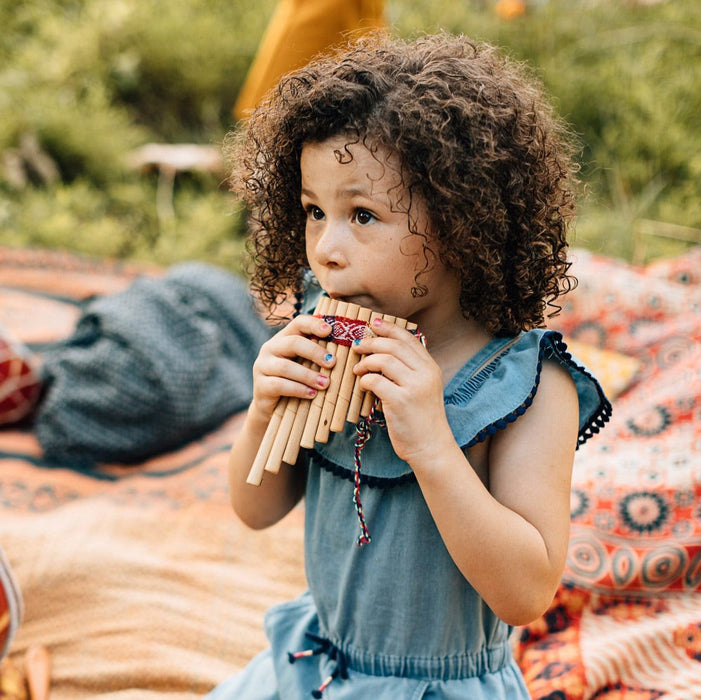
[314,220,347,267]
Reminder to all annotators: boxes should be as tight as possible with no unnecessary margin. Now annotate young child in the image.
[209,32,611,699]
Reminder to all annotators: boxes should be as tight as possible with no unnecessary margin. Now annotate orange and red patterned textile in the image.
[516,247,701,699]
[0,246,699,699]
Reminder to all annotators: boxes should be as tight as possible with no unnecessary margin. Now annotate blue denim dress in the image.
[206,330,611,699]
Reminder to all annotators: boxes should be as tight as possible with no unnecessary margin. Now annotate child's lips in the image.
[324,288,380,312]
[331,293,368,307]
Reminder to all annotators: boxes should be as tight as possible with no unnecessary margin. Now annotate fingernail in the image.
[324,353,333,362]
[373,318,383,327]
[353,338,361,346]
[308,387,317,397]
[317,375,329,387]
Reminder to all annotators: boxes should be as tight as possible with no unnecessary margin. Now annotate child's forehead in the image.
[304,132,398,162]
[300,135,402,186]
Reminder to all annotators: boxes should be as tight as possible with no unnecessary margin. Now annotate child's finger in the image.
[353,352,409,386]
[363,317,425,348]
[273,333,336,368]
[264,355,332,390]
[262,315,335,366]
[279,314,332,344]
[263,373,328,400]
[353,329,426,370]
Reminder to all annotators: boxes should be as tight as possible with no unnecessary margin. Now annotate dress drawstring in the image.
[288,632,349,697]
[352,401,384,546]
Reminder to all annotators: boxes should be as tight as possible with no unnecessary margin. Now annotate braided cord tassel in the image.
[352,401,382,546]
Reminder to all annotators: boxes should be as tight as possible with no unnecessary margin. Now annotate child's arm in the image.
[228,313,335,530]
[414,361,577,626]
[354,321,579,626]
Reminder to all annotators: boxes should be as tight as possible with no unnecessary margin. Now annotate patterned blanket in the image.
[0,246,699,699]
[518,248,701,699]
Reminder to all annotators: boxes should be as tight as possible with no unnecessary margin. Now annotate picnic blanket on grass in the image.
[0,245,699,699]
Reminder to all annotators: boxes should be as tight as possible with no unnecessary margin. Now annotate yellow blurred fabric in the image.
[234,0,386,120]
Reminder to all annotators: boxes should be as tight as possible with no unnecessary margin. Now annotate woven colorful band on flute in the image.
[313,312,425,346]
[316,313,373,345]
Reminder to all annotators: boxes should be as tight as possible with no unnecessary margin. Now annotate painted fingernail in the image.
[373,318,383,327]
[353,338,362,346]
[308,387,317,397]
[324,353,333,362]
[317,375,329,387]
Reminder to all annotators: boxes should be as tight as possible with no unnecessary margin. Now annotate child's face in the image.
[300,136,459,322]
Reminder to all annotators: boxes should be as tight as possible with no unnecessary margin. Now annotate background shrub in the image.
[0,0,698,269]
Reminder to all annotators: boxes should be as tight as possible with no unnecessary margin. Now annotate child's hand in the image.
[353,318,453,465]
[250,314,336,422]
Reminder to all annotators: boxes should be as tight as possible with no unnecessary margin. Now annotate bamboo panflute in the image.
[246,300,418,485]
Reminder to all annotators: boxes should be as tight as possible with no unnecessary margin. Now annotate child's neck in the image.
[413,305,493,386]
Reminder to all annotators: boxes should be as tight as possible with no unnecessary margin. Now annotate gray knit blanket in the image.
[34,262,273,465]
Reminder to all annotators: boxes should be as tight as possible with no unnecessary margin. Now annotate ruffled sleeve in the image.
[446,329,611,450]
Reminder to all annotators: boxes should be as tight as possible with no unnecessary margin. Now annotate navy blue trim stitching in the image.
[309,451,417,490]
[548,331,613,446]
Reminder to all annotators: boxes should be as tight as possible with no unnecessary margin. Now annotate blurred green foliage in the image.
[0,0,699,268]
[395,0,701,260]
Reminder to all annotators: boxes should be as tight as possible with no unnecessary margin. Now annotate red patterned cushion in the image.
[0,326,42,426]
[557,249,701,356]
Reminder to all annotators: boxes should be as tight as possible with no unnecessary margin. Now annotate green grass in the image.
[0,0,699,269]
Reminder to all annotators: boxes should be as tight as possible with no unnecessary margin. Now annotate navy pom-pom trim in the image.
[310,451,417,489]
[466,331,612,450]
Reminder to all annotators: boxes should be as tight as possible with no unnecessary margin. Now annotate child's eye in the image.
[306,205,325,221]
[354,209,376,225]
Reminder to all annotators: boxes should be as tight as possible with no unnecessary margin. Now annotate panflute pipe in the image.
[299,298,340,449]
[246,296,329,484]
[330,304,372,432]
[347,310,383,423]
[246,397,288,485]
[264,296,333,474]
[314,301,356,443]
[264,385,302,475]
[280,295,333,466]
[308,299,349,444]
[359,313,399,418]
[281,373,312,466]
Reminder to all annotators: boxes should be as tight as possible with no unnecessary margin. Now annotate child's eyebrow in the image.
[301,185,378,200]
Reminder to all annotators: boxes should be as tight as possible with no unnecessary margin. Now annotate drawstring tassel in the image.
[288,633,329,664]
[311,645,348,697]
[288,633,349,698]
[352,401,383,546]
[311,671,338,698]
[287,647,323,664]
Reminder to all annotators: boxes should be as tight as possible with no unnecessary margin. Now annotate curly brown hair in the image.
[226,32,578,336]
